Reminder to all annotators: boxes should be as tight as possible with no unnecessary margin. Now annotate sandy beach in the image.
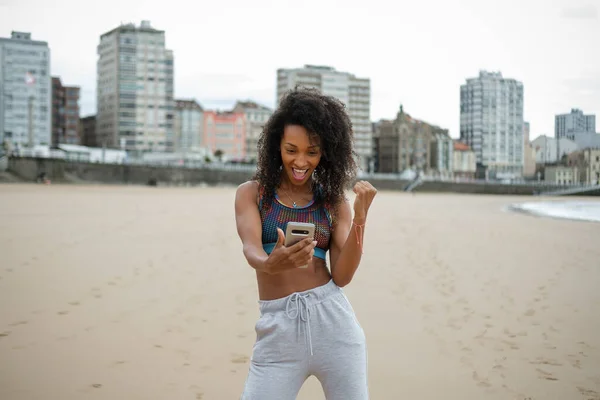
[1,183,599,400]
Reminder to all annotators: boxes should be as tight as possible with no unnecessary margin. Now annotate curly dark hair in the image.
[253,86,358,211]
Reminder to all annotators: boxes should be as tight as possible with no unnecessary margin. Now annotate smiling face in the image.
[280,124,322,187]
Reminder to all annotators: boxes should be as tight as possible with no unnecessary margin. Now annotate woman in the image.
[234,87,377,399]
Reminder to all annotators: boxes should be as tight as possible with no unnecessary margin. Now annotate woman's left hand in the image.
[352,180,377,222]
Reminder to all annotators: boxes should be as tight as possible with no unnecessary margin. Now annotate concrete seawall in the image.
[6,156,582,196]
[7,157,255,187]
[414,180,550,195]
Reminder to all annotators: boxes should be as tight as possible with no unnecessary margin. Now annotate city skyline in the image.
[1,0,599,140]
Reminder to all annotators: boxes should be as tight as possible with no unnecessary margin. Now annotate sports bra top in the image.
[258,184,333,260]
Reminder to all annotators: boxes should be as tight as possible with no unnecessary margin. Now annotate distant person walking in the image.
[234,87,377,399]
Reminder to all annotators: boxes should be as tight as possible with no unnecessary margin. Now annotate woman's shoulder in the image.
[237,180,260,192]
[236,180,261,203]
[237,180,273,207]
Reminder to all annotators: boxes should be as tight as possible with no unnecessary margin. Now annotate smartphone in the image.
[284,222,316,268]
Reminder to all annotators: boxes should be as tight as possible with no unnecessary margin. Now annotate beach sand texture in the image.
[1,183,599,400]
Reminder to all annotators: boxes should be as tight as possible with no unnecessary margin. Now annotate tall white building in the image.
[96,21,174,154]
[555,108,595,141]
[460,70,524,179]
[554,108,600,152]
[0,31,52,150]
[174,99,203,152]
[276,65,372,171]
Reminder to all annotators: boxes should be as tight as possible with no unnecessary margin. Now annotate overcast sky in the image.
[1,0,598,139]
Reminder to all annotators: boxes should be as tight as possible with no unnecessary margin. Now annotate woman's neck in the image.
[279,173,313,194]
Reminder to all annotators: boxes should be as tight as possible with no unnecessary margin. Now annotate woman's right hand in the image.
[263,228,317,274]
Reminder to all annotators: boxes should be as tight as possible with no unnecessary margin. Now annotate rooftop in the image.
[233,100,271,112]
[0,31,48,46]
[100,20,164,39]
[175,99,203,111]
[453,141,472,151]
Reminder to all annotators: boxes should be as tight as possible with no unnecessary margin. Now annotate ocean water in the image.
[508,200,600,223]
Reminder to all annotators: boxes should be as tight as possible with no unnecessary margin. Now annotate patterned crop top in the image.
[258,185,333,261]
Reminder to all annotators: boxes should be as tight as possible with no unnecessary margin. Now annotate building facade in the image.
[231,100,272,163]
[460,70,524,179]
[372,119,396,173]
[567,148,600,185]
[0,31,52,149]
[173,99,203,152]
[96,21,174,154]
[555,108,599,153]
[396,109,434,173]
[276,65,371,170]
[544,166,579,185]
[571,131,600,150]
[522,121,536,178]
[430,130,454,178]
[531,135,578,164]
[79,115,97,147]
[374,106,451,175]
[203,111,245,160]
[555,108,595,141]
[452,141,477,179]
[51,77,80,146]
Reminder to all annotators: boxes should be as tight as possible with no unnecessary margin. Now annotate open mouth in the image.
[292,168,309,181]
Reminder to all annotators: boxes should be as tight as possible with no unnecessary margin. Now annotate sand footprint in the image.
[567,354,581,369]
[577,386,599,399]
[530,357,562,367]
[231,354,249,364]
[0,331,11,338]
[110,361,127,367]
[578,341,595,351]
[504,328,517,338]
[536,368,558,381]
[472,371,492,388]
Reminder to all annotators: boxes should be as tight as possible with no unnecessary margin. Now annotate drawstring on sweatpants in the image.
[285,292,313,356]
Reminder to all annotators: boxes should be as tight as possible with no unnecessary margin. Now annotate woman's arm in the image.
[328,198,365,287]
[234,181,269,272]
[328,181,376,287]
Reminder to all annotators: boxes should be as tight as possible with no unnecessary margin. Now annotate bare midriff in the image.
[256,258,332,300]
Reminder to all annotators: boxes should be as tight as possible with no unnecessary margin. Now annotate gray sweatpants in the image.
[240,279,369,399]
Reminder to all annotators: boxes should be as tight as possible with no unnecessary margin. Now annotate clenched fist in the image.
[352,180,377,222]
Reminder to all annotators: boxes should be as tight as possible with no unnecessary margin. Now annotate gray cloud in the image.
[562,4,598,19]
